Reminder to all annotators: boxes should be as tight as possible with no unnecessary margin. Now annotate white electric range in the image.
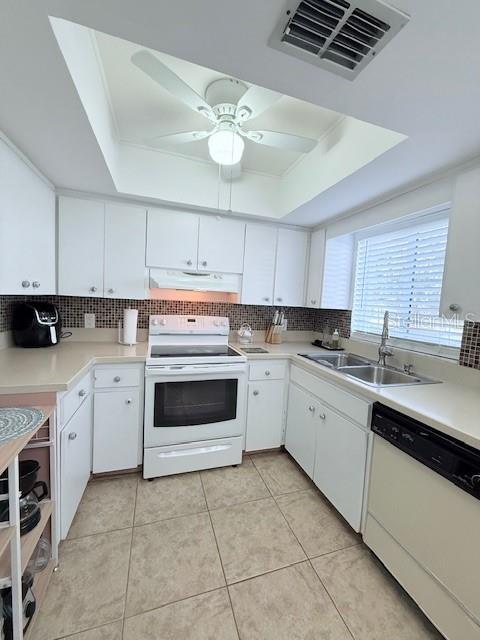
[143,315,247,478]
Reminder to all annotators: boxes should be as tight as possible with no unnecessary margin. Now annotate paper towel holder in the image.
[118,308,138,346]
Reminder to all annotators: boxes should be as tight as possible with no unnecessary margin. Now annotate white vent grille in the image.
[269,0,410,80]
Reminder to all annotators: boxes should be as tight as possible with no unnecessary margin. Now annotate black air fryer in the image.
[12,301,61,348]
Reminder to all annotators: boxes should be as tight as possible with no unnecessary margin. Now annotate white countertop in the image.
[1,338,479,450]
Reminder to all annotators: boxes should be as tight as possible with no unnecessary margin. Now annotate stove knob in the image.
[152,319,159,326]
[214,321,220,327]
[160,319,167,326]
[221,321,228,327]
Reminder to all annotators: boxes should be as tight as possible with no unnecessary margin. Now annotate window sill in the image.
[350,332,460,361]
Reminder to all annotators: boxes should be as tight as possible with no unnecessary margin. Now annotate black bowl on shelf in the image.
[0,459,41,497]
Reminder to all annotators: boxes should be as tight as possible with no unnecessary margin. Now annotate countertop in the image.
[1,339,479,450]
[0,341,147,394]
[233,341,480,451]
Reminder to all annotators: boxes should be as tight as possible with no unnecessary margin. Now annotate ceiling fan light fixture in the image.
[208,130,244,165]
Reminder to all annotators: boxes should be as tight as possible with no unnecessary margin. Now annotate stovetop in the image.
[150,345,241,359]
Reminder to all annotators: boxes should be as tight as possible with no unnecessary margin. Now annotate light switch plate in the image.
[84,313,95,329]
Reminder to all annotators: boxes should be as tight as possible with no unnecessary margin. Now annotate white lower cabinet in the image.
[93,389,142,473]
[93,364,144,473]
[313,405,368,531]
[285,383,319,477]
[60,394,92,539]
[246,380,285,451]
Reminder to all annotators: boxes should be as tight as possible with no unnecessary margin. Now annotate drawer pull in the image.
[78,389,86,397]
[21,280,30,288]
[319,413,326,420]
[32,281,41,288]
[308,405,315,412]
[126,398,133,405]
[265,370,271,376]
[253,390,259,396]
[68,432,77,440]
[114,376,121,382]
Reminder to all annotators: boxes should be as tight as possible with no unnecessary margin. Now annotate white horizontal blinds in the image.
[352,215,463,348]
[321,234,354,309]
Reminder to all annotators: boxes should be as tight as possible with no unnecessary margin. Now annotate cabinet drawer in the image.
[249,361,286,381]
[94,367,141,389]
[62,370,92,425]
[291,365,371,427]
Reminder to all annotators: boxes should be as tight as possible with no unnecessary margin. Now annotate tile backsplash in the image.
[459,321,480,369]
[0,295,351,336]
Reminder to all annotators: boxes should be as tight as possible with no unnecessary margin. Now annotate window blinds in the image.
[351,215,463,348]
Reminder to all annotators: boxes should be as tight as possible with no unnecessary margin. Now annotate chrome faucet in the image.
[378,311,393,366]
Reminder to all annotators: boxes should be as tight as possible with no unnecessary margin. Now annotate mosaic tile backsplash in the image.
[459,321,480,369]
[0,295,351,336]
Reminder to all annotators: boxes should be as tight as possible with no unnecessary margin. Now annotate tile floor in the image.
[31,451,444,640]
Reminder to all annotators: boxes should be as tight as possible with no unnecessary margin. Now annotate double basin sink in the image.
[299,352,440,387]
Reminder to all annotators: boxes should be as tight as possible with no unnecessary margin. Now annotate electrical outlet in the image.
[84,313,95,329]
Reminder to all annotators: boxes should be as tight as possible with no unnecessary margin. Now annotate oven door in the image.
[144,364,247,447]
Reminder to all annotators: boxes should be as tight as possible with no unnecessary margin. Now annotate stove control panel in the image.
[149,315,229,335]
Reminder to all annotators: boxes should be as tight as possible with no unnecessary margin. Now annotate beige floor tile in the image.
[210,497,306,584]
[201,457,269,510]
[275,489,360,558]
[229,561,351,639]
[134,472,207,525]
[126,512,225,616]
[58,621,123,639]
[33,529,131,640]
[312,545,443,640]
[123,588,239,640]
[68,475,138,539]
[251,452,313,496]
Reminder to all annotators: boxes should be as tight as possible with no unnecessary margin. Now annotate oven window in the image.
[154,379,238,427]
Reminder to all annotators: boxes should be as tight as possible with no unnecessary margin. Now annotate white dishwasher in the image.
[365,403,480,640]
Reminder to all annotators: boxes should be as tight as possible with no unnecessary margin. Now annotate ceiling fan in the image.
[131,50,318,166]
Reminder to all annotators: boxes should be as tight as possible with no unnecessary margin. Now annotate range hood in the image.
[149,268,242,293]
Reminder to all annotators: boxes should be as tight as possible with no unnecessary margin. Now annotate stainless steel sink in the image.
[298,352,440,387]
[340,365,438,387]
[299,352,370,368]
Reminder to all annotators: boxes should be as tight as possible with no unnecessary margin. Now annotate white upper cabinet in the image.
[104,203,147,299]
[441,167,480,320]
[59,197,147,299]
[273,228,308,307]
[198,217,245,273]
[305,228,326,308]
[0,137,55,295]
[146,208,199,270]
[241,224,277,305]
[58,197,105,297]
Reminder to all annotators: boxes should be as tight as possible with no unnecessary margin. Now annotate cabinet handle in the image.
[90,286,97,293]
[186,259,193,266]
[253,390,259,396]
[78,389,86,397]
[449,303,460,312]
[276,297,283,302]
[22,280,30,288]
[68,432,77,440]
[108,288,115,294]
[319,413,326,420]
[311,299,316,305]
[308,405,315,412]
[126,398,133,405]
[262,297,270,302]
[265,370,271,376]
[32,281,40,289]
[114,376,121,382]
[201,260,207,267]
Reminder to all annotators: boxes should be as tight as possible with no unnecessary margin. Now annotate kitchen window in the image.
[351,211,463,354]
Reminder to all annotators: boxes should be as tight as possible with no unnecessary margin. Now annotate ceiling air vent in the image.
[269,0,410,80]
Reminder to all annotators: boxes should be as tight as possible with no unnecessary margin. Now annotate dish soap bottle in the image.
[331,329,340,350]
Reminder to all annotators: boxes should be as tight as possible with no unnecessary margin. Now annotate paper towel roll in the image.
[122,308,138,345]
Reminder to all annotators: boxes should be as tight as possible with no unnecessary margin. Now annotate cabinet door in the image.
[241,224,277,305]
[305,228,326,308]
[313,405,367,531]
[104,203,147,299]
[93,389,141,473]
[246,380,285,451]
[146,208,199,270]
[58,196,105,297]
[198,217,245,273]
[285,383,317,478]
[0,138,56,294]
[60,394,92,539]
[441,167,480,319]
[274,228,308,306]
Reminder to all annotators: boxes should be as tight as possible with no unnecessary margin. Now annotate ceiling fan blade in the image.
[244,129,317,153]
[131,50,215,122]
[236,86,281,122]
[149,130,212,147]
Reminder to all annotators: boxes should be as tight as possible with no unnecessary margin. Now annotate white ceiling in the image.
[94,31,341,177]
[1,0,480,226]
